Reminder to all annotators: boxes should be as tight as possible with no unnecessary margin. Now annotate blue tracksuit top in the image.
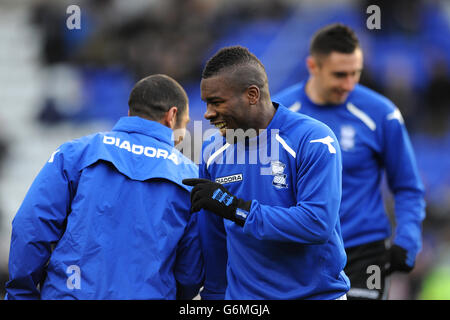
[273,81,426,266]
[5,116,203,300]
[199,103,350,300]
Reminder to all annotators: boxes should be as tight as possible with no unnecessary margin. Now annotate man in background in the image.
[273,23,426,300]
[5,74,203,299]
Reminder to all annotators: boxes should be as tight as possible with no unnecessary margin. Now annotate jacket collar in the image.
[112,116,174,146]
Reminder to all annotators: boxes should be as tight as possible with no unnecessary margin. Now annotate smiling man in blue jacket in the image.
[5,74,204,300]
[183,46,350,300]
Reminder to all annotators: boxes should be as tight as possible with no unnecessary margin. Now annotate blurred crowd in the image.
[1,0,450,299]
[33,0,289,124]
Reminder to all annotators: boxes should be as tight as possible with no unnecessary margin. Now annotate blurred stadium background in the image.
[0,0,449,300]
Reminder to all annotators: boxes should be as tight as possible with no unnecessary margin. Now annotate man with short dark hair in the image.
[273,23,426,300]
[5,74,204,300]
[183,46,350,300]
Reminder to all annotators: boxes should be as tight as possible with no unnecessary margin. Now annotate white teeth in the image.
[215,122,227,129]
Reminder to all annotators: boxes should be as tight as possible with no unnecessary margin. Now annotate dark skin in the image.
[200,65,275,138]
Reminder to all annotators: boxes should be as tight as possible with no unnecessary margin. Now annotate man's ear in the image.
[163,106,178,129]
[306,55,319,75]
[247,85,260,106]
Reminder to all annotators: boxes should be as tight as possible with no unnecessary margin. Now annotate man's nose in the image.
[204,106,216,120]
[341,76,357,92]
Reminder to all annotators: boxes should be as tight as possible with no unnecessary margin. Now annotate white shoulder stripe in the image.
[206,142,231,169]
[387,108,404,124]
[48,149,60,163]
[275,134,296,158]
[310,135,337,154]
[288,101,301,112]
[346,102,376,131]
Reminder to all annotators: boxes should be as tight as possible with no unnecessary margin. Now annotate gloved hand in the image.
[182,178,252,227]
[386,244,414,275]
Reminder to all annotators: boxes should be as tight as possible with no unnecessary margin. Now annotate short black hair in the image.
[310,23,360,57]
[202,46,268,92]
[128,74,188,124]
[202,45,266,79]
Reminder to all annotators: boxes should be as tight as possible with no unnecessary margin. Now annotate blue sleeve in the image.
[174,189,205,300]
[382,110,426,266]
[5,144,78,300]
[243,127,342,244]
[197,163,227,300]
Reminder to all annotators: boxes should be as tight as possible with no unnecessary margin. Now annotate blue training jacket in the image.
[199,103,350,300]
[273,81,426,267]
[5,116,203,300]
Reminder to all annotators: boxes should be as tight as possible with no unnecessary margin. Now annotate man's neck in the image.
[305,78,326,105]
[257,101,276,131]
[226,102,276,146]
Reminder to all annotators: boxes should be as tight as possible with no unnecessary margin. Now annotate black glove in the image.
[182,178,252,227]
[386,244,414,275]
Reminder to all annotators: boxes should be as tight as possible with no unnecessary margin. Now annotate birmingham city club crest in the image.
[271,160,288,189]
